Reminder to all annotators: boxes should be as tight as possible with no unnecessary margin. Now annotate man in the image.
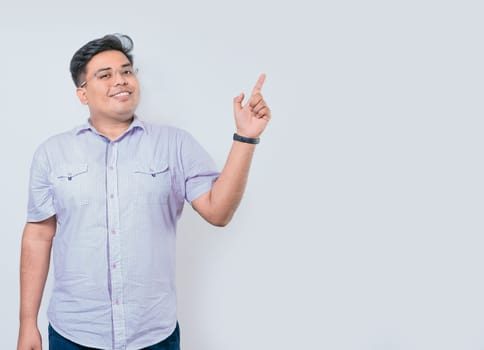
[17,34,271,350]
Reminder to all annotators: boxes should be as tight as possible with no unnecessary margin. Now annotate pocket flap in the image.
[134,164,169,177]
[56,163,88,180]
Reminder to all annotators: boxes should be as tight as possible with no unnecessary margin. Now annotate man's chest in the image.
[49,143,176,209]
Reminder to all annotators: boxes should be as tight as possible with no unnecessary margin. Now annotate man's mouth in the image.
[110,91,132,97]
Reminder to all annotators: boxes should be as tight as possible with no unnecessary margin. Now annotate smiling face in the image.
[76,50,140,124]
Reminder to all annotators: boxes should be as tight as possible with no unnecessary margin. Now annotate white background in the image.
[1,0,483,349]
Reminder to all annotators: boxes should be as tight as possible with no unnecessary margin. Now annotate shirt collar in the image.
[73,115,146,137]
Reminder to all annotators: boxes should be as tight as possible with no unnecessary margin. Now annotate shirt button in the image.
[110,194,114,199]
[115,299,119,305]
[111,229,116,235]
[112,263,117,269]
[109,166,114,170]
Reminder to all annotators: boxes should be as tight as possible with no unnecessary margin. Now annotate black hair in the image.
[69,33,134,87]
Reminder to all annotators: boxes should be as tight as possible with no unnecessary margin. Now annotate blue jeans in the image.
[48,323,180,350]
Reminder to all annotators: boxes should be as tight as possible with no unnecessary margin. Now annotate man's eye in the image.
[99,73,111,79]
[122,70,133,75]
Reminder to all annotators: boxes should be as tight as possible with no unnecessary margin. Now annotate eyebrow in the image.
[93,62,132,76]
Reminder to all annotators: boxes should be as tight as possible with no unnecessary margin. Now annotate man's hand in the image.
[233,74,271,138]
[17,323,42,350]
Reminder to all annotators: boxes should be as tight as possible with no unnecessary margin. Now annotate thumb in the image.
[233,93,245,114]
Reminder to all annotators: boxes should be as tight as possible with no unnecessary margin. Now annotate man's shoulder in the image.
[30,126,82,164]
[36,127,80,149]
[140,120,193,140]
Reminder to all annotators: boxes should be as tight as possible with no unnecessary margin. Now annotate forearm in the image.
[196,141,256,226]
[19,224,53,325]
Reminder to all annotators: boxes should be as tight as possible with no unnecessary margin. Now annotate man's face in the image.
[76,50,140,122]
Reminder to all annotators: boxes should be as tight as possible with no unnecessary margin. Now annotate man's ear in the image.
[76,87,88,105]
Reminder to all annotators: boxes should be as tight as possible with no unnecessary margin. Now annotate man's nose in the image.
[114,71,128,85]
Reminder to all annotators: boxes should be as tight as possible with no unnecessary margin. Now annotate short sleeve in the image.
[178,131,220,204]
[27,146,56,222]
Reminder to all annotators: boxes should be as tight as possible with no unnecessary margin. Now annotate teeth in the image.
[114,92,130,97]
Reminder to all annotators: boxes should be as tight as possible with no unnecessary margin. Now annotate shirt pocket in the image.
[53,163,90,206]
[133,163,171,204]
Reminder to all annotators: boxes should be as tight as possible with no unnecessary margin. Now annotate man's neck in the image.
[89,115,134,141]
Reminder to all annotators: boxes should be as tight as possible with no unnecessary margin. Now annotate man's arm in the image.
[192,74,271,226]
[17,216,56,350]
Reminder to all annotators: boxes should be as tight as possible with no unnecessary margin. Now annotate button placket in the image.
[106,141,127,348]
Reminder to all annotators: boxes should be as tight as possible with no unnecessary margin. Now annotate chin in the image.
[113,107,137,118]
[117,113,136,121]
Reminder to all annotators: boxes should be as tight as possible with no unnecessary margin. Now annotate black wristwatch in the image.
[233,133,260,144]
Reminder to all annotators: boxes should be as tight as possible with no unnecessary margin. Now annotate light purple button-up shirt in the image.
[27,118,219,349]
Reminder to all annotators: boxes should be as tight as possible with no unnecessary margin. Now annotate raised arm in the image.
[17,216,56,350]
[192,74,271,226]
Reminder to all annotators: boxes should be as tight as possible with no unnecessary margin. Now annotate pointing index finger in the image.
[251,73,266,95]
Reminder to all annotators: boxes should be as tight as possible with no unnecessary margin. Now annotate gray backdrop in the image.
[2,0,483,349]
